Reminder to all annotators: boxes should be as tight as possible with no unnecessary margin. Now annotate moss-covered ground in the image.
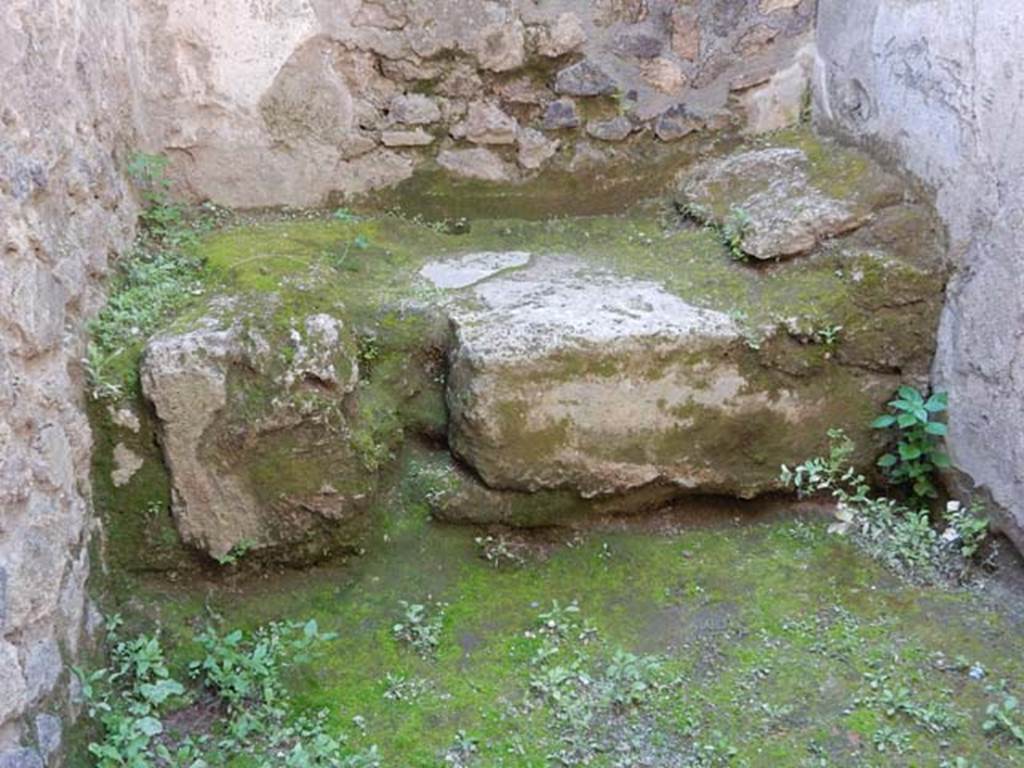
[195,208,929,334]
[104,455,1024,766]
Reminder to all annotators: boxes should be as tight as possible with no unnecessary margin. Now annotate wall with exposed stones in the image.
[0,1,139,765]
[814,1,1024,552]
[0,2,816,761]
[4,0,1023,764]
[134,0,816,207]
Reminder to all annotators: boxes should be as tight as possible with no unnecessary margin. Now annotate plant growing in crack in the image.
[720,206,753,261]
[814,323,843,352]
[213,539,255,567]
[680,201,753,261]
[781,429,987,582]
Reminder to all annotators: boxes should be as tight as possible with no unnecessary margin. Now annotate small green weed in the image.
[75,616,187,768]
[78,615,372,767]
[189,619,337,740]
[392,600,446,658]
[782,429,986,582]
[814,323,843,350]
[720,206,752,261]
[983,694,1024,746]
[872,386,950,502]
[212,539,255,567]
[381,673,428,703]
[474,534,526,568]
[679,202,752,261]
[87,153,209,400]
[943,500,990,559]
[332,208,361,223]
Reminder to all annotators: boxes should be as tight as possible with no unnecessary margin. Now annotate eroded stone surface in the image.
[437,147,515,182]
[0,0,138,747]
[542,99,580,131]
[127,0,817,205]
[554,60,617,97]
[587,116,634,142]
[389,93,442,126]
[678,145,903,260]
[516,128,560,170]
[141,309,366,560]
[654,105,702,141]
[441,255,892,500]
[381,129,434,147]
[457,102,519,145]
[111,444,144,488]
[536,12,587,58]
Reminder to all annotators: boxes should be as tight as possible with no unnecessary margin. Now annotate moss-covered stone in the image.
[91,127,946,558]
[677,129,911,260]
[89,398,196,574]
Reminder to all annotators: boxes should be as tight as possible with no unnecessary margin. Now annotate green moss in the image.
[768,127,876,201]
[358,136,710,221]
[104,514,1024,767]
[88,397,195,574]
[88,197,944,575]
[185,204,941,351]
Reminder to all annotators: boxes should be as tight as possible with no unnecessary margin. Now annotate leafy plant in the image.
[80,614,379,767]
[720,206,752,261]
[212,538,255,567]
[872,724,911,754]
[127,153,194,247]
[983,694,1024,745]
[87,153,209,400]
[84,343,126,401]
[943,500,989,559]
[75,616,187,768]
[381,672,427,703]
[679,202,752,261]
[536,600,583,641]
[814,323,843,350]
[190,619,337,741]
[474,534,526,568]
[392,600,445,658]
[443,730,478,767]
[872,386,950,501]
[860,666,958,734]
[602,650,663,708]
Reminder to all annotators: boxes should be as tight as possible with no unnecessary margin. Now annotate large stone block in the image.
[141,308,370,561]
[442,255,895,501]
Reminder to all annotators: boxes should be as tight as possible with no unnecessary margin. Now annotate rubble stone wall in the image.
[134,0,816,207]
[0,0,140,764]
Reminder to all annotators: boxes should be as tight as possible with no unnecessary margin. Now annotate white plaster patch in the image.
[420,251,531,290]
[111,443,144,488]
